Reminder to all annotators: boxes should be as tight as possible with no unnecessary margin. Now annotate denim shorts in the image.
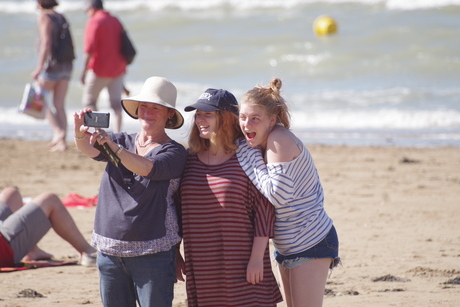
[274,225,340,269]
[41,69,72,82]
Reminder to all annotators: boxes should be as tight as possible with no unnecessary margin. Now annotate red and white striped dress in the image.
[180,153,283,307]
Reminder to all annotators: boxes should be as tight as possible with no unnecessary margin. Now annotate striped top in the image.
[236,138,333,256]
[180,153,282,307]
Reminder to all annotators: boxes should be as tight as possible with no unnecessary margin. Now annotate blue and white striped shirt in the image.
[236,138,332,256]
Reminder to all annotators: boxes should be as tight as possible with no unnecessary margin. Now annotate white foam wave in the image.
[292,109,460,129]
[1,0,458,14]
[386,0,460,10]
[1,106,459,147]
[2,105,458,131]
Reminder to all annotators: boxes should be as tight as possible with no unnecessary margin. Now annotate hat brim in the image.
[121,98,184,129]
[184,101,219,113]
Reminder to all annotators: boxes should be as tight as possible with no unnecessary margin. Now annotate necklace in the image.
[136,134,169,148]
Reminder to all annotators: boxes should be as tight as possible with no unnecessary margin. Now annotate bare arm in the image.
[73,109,102,158]
[73,109,155,177]
[32,14,53,80]
[80,52,91,85]
[246,236,269,284]
[107,143,154,177]
[265,126,301,164]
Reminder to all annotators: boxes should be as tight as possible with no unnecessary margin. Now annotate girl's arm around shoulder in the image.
[266,126,301,163]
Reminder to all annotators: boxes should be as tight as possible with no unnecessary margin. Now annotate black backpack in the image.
[120,28,136,65]
[48,14,75,65]
[119,18,136,65]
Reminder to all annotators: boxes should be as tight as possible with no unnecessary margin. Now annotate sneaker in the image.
[80,252,97,267]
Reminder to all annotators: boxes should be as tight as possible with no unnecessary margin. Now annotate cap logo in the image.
[198,93,212,100]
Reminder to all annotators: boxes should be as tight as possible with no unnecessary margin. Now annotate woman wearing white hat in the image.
[73,76,187,307]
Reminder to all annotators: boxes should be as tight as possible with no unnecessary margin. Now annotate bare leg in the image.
[41,78,69,152]
[0,187,23,213]
[112,108,122,133]
[22,246,53,261]
[123,85,130,96]
[1,187,55,260]
[32,192,96,256]
[278,264,293,307]
[281,258,331,307]
[107,75,124,133]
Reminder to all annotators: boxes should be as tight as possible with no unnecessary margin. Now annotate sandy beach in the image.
[0,138,459,306]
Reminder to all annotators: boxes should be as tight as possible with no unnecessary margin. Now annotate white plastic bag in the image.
[18,82,48,119]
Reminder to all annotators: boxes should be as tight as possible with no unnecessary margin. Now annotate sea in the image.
[1,0,459,147]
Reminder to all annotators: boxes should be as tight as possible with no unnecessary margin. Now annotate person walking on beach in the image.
[74,76,186,307]
[81,0,127,133]
[237,77,341,307]
[0,186,96,268]
[177,89,283,306]
[32,0,75,152]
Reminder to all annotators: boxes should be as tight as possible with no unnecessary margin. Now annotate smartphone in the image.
[84,112,110,128]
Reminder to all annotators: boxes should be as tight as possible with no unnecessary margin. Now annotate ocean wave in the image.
[1,0,459,14]
[1,104,458,130]
[291,109,460,129]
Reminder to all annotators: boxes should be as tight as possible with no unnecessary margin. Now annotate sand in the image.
[0,138,459,306]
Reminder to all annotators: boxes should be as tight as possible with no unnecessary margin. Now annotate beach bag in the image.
[18,83,49,119]
[120,27,136,65]
[48,14,75,67]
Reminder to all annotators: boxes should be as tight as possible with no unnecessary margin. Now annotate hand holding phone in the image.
[83,112,119,166]
[84,112,110,128]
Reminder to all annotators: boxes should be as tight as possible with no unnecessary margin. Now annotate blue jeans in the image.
[97,247,176,307]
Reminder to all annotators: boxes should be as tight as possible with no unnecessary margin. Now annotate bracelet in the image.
[74,134,86,140]
[115,144,124,155]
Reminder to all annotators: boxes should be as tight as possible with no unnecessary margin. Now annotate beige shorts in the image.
[82,70,124,111]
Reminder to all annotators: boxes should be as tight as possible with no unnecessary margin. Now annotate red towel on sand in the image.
[0,260,78,272]
[62,194,98,207]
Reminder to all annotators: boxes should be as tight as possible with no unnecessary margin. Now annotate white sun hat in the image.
[121,76,184,129]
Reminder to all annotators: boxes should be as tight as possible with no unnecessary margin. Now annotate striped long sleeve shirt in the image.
[236,138,333,256]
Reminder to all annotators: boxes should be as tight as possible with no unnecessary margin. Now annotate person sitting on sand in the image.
[0,186,96,267]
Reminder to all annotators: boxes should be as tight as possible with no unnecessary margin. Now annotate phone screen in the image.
[84,112,110,128]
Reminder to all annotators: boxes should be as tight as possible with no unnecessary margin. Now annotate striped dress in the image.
[180,153,283,307]
[236,139,333,256]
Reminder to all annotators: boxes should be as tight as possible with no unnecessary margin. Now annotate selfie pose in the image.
[177,89,283,306]
[237,78,340,307]
[74,76,187,307]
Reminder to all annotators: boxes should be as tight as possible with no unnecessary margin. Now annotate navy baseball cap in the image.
[185,88,238,115]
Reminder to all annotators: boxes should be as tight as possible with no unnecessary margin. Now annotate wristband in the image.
[115,144,124,155]
[74,134,86,140]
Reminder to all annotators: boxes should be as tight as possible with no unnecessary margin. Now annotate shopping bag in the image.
[18,83,48,119]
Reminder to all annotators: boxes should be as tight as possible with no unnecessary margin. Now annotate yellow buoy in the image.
[313,15,338,36]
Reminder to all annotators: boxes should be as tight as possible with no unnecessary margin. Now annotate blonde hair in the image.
[188,111,243,154]
[242,77,291,129]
